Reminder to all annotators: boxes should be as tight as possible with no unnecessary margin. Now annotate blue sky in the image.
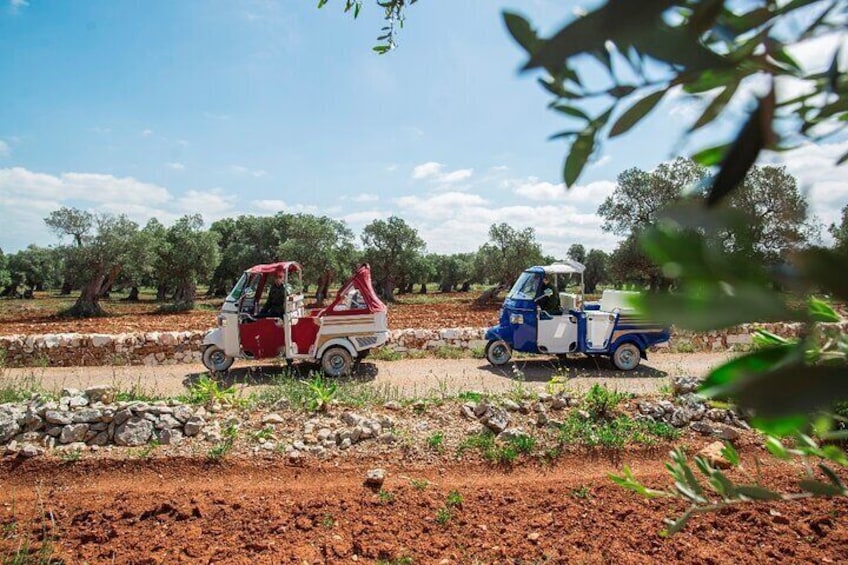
[1,0,846,257]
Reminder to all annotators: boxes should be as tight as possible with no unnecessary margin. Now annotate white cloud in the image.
[341,210,387,225]
[230,165,268,178]
[176,189,236,219]
[166,162,185,170]
[251,200,318,214]
[763,141,848,238]
[0,167,245,250]
[392,190,619,255]
[252,199,288,212]
[141,129,154,137]
[411,161,475,185]
[440,168,473,183]
[412,161,443,180]
[510,177,615,208]
[0,140,9,158]
[9,0,28,13]
[350,193,379,203]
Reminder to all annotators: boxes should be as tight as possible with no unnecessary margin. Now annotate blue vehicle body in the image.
[484,263,670,370]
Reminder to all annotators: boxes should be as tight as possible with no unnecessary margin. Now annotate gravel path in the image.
[4,352,734,398]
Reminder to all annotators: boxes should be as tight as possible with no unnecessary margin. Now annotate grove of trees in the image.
[0,157,833,317]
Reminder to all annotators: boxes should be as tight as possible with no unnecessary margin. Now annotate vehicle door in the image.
[238,273,286,359]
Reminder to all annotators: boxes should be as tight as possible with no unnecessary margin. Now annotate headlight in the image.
[509,313,524,325]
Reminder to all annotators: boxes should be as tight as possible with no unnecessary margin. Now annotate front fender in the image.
[203,328,225,348]
[485,325,509,342]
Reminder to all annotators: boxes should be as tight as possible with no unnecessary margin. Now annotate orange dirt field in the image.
[0,293,500,335]
[2,452,847,564]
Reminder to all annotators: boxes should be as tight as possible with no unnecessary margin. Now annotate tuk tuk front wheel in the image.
[485,339,512,366]
[202,345,235,373]
[612,342,641,371]
[321,346,353,377]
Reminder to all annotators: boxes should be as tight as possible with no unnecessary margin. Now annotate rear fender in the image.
[316,338,358,360]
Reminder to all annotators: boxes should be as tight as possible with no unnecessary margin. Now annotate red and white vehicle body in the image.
[202,262,388,376]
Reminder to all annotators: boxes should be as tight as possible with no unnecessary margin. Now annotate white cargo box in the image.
[599,289,640,312]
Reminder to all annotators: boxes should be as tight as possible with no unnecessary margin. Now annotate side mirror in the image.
[544,288,554,297]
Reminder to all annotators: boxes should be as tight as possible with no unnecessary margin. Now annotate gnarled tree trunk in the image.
[475,283,506,306]
[66,274,107,317]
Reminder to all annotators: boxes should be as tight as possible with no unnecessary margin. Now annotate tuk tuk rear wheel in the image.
[202,345,235,373]
[485,339,512,366]
[321,346,353,377]
[612,342,641,371]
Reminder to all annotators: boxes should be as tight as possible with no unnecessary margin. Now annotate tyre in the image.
[321,346,353,377]
[612,342,641,371]
[202,345,235,373]
[485,339,512,366]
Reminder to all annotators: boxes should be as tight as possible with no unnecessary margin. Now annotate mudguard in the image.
[203,328,225,348]
[316,338,358,360]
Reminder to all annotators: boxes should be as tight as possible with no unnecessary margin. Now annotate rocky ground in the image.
[2,377,847,563]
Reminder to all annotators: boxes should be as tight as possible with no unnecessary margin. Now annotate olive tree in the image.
[45,209,139,317]
[361,216,426,302]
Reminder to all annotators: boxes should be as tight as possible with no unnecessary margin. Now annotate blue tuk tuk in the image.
[484,261,670,370]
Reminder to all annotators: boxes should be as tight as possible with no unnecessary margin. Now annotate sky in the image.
[1,0,846,259]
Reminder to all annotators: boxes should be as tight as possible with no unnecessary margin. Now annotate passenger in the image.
[538,275,562,315]
[257,267,287,318]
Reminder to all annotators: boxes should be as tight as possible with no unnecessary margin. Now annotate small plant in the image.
[571,485,592,499]
[134,441,160,459]
[59,448,82,462]
[301,373,337,412]
[546,375,569,396]
[0,374,45,404]
[183,375,238,407]
[250,426,275,442]
[435,507,451,525]
[582,384,630,421]
[445,490,463,508]
[673,341,696,353]
[409,478,429,490]
[508,434,536,455]
[470,345,486,359]
[457,390,484,403]
[321,514,335,528]
[426,432,444,452]
[378,489,395,503]
[207,423,238,461]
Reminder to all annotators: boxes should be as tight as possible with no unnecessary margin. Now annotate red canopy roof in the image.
[246,261,302,274]
[326,264,386,314]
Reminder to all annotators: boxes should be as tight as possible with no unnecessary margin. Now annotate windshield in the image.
[508,272,540,300]
[225,273,249,302]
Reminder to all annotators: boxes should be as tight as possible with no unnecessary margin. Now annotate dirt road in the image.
[3,453,846,564]
[5,352,734,398]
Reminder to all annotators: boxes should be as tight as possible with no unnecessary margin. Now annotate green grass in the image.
[426,431,445,452]
[456,430,535,464]
[253,372,404,411]
[371,347,404,361]
[0,374,48,404]
[432,345,465,359]
[556,412,680,448]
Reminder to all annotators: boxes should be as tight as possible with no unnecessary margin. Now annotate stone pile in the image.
[386,327,487,354]
[0,331,205,367]
[1,386,206,458]
[247,408,400,460]
[635,376,749,440]
[461,392,578,436]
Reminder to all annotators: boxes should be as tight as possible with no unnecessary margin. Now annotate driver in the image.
[257,267,287,318]
[538,275,562,315]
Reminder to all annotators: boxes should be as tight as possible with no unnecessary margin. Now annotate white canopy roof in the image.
[542,260,585,275]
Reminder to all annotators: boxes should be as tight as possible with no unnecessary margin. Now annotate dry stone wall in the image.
[1,322,845,368]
